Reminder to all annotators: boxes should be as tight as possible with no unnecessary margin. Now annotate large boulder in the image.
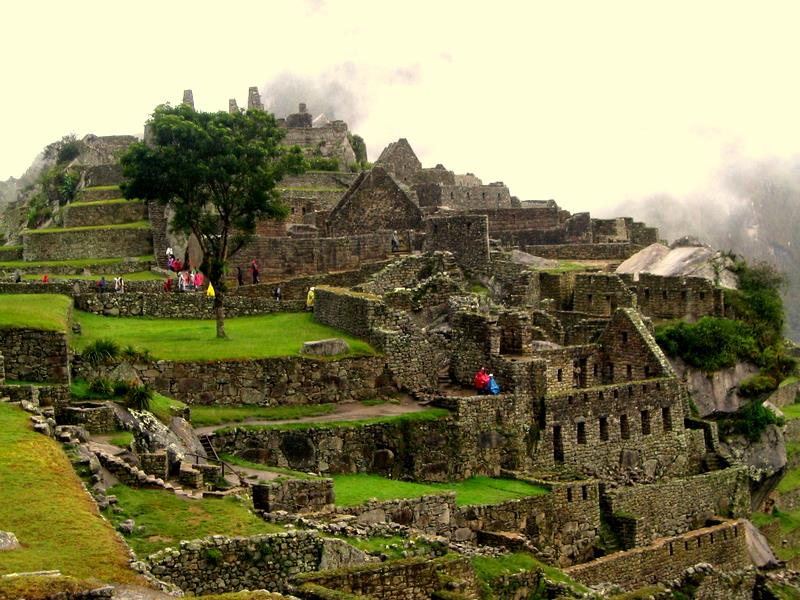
[672,358,759,416]
[301,338,350,356]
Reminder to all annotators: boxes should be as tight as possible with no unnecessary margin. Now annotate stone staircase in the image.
[94,448,177,492]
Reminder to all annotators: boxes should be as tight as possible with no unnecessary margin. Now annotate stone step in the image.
[77,186,122,202]
[63,199,147,228]
[23,223,153,261]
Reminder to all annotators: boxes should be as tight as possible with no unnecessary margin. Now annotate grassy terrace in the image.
[25,220,150,234]
[0,255,153,269]
[67,198,142,207]
[0,403,139,582]
[70,311,376,361]
[0,294,71,330]
[782,403,800,421]
[102,485,284,557]
[21,270,162,282]
[472,552,590,595]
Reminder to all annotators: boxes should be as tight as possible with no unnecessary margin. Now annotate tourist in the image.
[42,274,49,283]
[473,367,489,395]
[391,230,400,252]
[487,373,500,395]
[166,246,174,260]
[206,281,215,298]
[250,259,260,284]
[114,276,125,293]
[237,266,244,287]
[306,287,315,311]
[12,270,20,283]
[274,285,281,301]
[163,276,173,292]
[96,276,107,294]
[194,270,204,290]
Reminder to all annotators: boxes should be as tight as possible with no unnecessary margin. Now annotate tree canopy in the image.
[120,103,304,337]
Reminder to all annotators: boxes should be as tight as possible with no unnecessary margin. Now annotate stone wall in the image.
[74,291,304,318]
[296,555,478,600]
[0,245,23,261]
[283,121,356,167]
[0,328,69,383]
[63,200,147,228]
[143,532,369,596]
[76,355,387,406]
[237,232,389,277]
[23,226,152,261]
[573,274,637,316]
[525,243,642,260]
[280,171,359,190]
[313,287,384,340]
[253,478,335,513]
[625,273,723,321]
[564,520,748,591]
[82,164,123,187]
[597,308,674,384]
[423,214,489,269]
[414,183,512,210]
[334,493,456,535]
[604,467,751,547]
[56,402,117,433]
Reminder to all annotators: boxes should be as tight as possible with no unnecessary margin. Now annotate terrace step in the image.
[0,256,154,276]
[23,223,153,261]
[77,186,122,202]
[63,199,147,228]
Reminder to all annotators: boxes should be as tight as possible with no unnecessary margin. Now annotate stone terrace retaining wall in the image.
[564,520,748,591]
[74,292,304,318]
[334,493,456,535]
[77,355,386,406]
[253,478,335,513]
[296,555,478,600]
[524,243,641,260]
[143,532,370,596]
[63,200,148,228]
[0,328,69,383]
[23,227,153,261]
[604,467,751,547]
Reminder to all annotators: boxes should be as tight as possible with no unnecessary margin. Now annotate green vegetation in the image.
[70,377,155,414]
[739,374,779,398]
[217,453,318,479]
[25,220,150,234]
[71,311,376,361]
[82,185,119,192]
[149,392,187,424]
[655,317,757,372]
[781,403,800,421]
[338,535,439,560]
[469,282,489,296]
[721,399,784,442]
[67,198,142,207]
[219,407,449,433]
[21,270,162,282]
[0,293,71,331]
[540,261,590,274]
[103,484,284,557]
[190,403,336,427]
[108,430,134,448]
[305,156,339,171]
[81,339,121,364]
[0,403,139,582]
[331,474,548,507]
[471,552,589,595]
[0,255,153,269]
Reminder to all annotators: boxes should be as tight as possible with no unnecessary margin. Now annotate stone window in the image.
[621,331,628,343]
[581,485,588,500]
[669,542,674,556]
[644,365,650,378]
[662,290,668,299]
[641,410,651,435]
[599,416,609,441]
[497,193,501,200]
[450,192,454,199]
[557,368,563,382]
[482,191,486,199]
[681,290,688,301]
[613,389,619,399]
[620,414,630,439]
[662,407,672,431]
[567,487,573,502]
[553,424,564,463]
[593,364,598,378]
[608,363,614,380]
[644,288,650,300]
[699,291,706,300]
[587,294,593,305]
[626,364,632,379]
[576,421,586,444]
[568,395,573,404]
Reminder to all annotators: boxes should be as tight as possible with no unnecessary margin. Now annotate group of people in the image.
[473,367,501,395]
[95,276,125,293]
[163,270,207,293]
[236,260,260,286]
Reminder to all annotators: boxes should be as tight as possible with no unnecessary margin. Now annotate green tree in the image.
[120,104,304,338]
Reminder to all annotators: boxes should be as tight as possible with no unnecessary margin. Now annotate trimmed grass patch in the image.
[218,408,449,433]
[71,311,376,361]
[471,552,589,594]
[190,403,336,427]
[332,474,549,507]
[108,430,134,448]
[149,392,187,424]
[0,403,139,582]
[25,220,150,234]
[782,403,800,421]
[218,453,318,479]
[103,484,284,557]
[22,270,162,282]
[0,255,153,269]
[68,198,142,207]
[0,294,71,331]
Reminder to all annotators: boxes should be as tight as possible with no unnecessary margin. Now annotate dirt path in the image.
[194,394,430,436]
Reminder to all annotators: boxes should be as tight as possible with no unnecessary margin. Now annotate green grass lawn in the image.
[218,453,318,479]
[103,484,284,557]
[22,271,162,282]
[0,403,139,582]
[67,198,141,207]
[217,408,449,433]
[0,255,153,269]
[70,311,376,361]
[782,403,800,420]
[332,474,549,507]
[108,430,134,448]
[190,403,337,427]
[25,220,150,234]
[471,551,589,594]
[0,294,71,331]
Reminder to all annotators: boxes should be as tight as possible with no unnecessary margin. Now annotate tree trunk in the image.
[214,288,226,338]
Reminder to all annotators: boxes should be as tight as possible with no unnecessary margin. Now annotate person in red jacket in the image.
[473,367,489,395]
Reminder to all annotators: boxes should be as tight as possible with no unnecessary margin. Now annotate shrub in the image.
[88,378,114,397]
[655,317,758,372]
[306,156,339,171]
[120,345,153,363]
[738,374,778,398]
[82,339,120,365]
[204,547,223,566]
[125,384,153,412]
[729,401,784,442]
[112,379,132,397]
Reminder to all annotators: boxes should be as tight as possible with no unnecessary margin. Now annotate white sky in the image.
[3,0,800,213]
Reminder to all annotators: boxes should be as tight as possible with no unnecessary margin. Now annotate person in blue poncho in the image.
[487,373,500,395]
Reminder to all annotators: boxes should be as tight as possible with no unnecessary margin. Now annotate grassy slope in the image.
[70,311,376,361]
[0,403,138,582]
[104,485,284,557]
[0,294,71,330]
[189,403,337,427]
[331,474,549,507]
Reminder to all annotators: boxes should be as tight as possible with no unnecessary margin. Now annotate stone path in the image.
[111,584,175,600]
[195,394,429,436]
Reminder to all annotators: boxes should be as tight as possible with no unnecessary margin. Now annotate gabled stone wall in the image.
[573,274,637,315]
[623,273,723,321]
[423,214,489,269]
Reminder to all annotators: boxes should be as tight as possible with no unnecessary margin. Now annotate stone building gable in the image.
[375,138,422,183]
[598,308,676,382]
[326,166,422,236]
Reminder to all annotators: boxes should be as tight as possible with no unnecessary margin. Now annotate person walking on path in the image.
[391,230,400,252]
[274,285,282,301]
[306,287,315,311]
[237,266,244,287]
[250,259,260,285]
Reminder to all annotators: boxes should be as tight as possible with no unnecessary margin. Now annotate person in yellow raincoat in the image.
[206,281,215,298]
[306,287,315,311]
